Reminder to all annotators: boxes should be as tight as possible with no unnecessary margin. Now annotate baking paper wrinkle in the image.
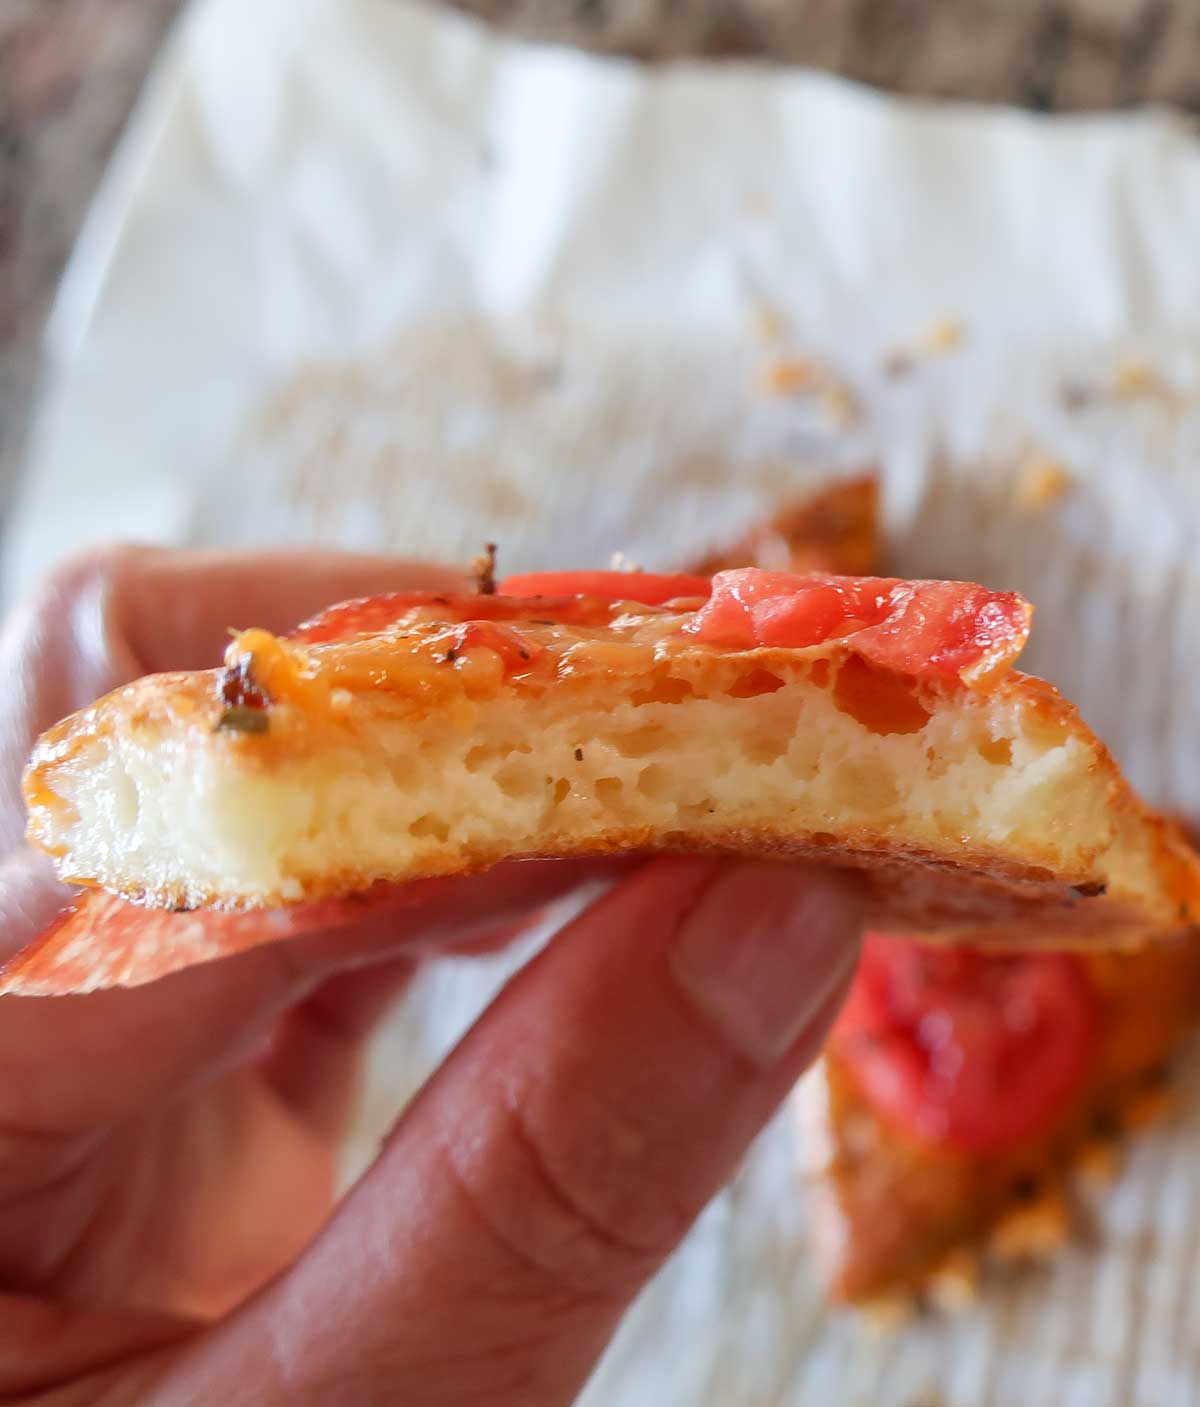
[9,0,1200,1400]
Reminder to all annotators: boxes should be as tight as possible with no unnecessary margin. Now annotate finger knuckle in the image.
[39,543,139,609]
[9,544,136,658]
[437,1090,680,1303]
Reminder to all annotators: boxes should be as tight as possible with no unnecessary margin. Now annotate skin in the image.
[0,547,864,1406]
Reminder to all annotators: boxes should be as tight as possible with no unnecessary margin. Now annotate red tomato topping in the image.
[831,935,1096,1152]
[294,569,1031,689]
[292,594,433,643]
[499,571,712,606]
[688,569,1032,685]
[292,590,617,644]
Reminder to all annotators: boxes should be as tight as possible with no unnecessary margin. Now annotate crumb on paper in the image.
[860,1293,916,1333]
[821,385,859,427]
[759,355,858,426]
[1113,355,1157,397]
[609,551,644,572]
[753,304,785,342]
[883,349,914,378]
[881,315,964,375]
[749,532,793,571]
[1014,453,1075,511]
[761,356,821,395]
[1060,380,1093,411]
[915,315,965,356]
[925,1248,980,1314]
[989,1189,1069,1263]
[1101,354,1188,410]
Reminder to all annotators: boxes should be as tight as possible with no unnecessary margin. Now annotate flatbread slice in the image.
[798,931,1200,1309]
[16,568,1200,978]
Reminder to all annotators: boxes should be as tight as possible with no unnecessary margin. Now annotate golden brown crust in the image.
[693,474,881,577]
[0,888,410,996]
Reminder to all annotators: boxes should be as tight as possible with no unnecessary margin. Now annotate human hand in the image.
[0,547,863,1406]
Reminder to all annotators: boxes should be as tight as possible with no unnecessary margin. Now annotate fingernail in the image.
[669,861,863,1067]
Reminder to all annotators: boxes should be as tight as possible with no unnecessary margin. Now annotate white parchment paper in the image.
[10,1,1200,1401]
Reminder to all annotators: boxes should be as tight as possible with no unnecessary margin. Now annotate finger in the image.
[259,956,419,1144]
[0,850,67,959]
[0,1292,197,1401]
[107,546,470,675]
[261,889,585,1144]
[262,907,557,1143]
[0,546,469,845]
[0,862,608,1295]
[173,858,863,1407]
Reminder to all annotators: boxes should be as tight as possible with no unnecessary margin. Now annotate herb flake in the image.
[473,542,498,595]
[215,705,270,736]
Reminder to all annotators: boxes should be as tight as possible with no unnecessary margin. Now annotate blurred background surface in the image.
[3,0,1200,499]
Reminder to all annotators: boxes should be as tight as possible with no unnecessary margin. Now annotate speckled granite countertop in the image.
[2,0,1197,511]
[2,0,187,496]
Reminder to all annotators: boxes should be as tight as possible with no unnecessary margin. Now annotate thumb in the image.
[164,858,864,1406]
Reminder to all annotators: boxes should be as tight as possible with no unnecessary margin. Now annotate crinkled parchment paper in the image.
[9,1,1200,1401]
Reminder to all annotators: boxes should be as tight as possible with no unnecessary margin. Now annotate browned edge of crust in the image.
[692,473,880,578]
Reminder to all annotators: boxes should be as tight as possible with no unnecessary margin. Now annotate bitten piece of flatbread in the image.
[18,569,1199,972]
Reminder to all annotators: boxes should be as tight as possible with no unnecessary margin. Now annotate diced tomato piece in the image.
[866,581,1033,684]
[687,568,1031,685]
[748,584,866,648]
[499,572,711,606]
[689,569,893,649]
[832,935,1096,1152]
